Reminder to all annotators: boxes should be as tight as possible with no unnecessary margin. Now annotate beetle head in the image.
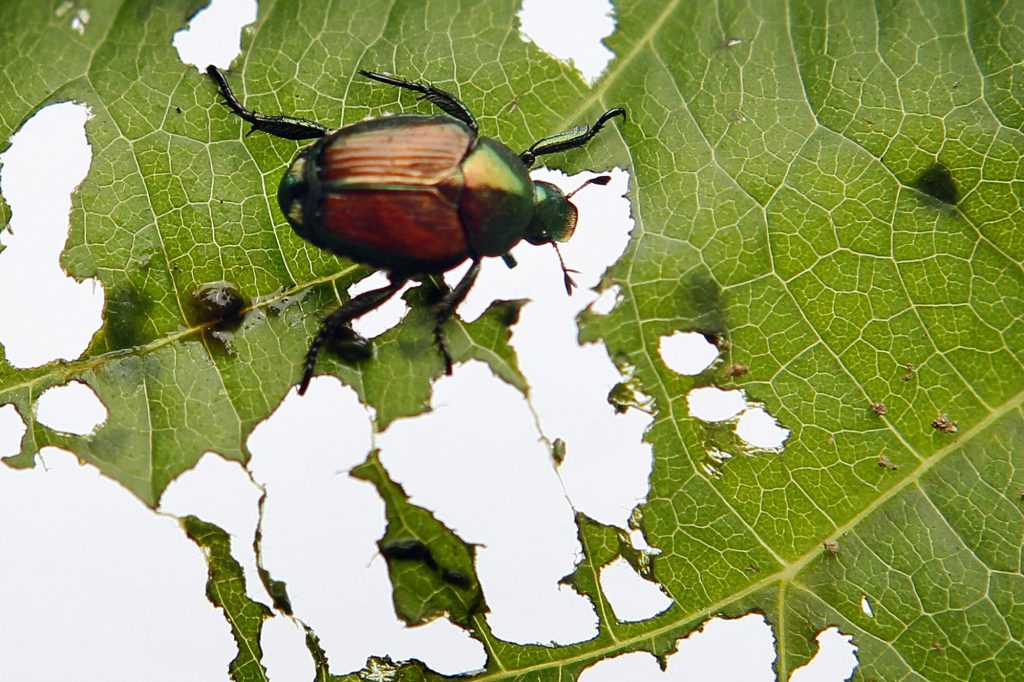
[524,175,612,245]
[278,154,309,235]
[524,181,577,245]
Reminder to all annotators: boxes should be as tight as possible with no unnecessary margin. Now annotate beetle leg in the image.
[298,276,409,395]
[207,66,328,141]
[519,108,626,168]
[359,70,478,133]
[433,260,482,375]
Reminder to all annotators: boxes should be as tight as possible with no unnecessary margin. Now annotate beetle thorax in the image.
[278,154,309,234]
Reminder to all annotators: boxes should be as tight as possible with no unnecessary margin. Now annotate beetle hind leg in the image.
[207,66,328,141]
[298,276,408,395]
[433,260,482,375]
[359,70,478,133]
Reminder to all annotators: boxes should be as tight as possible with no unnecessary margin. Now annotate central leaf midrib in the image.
[0,265,359,399]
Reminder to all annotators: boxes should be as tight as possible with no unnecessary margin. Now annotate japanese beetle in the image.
[207,66,625,394]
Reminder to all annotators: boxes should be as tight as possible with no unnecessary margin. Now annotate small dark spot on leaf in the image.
[723,363,749,378]
[901,363,915,381]
[870,401,887,416]
[877,454,897,470]
[440,569,472,590]
[931,413,958,433]
[190,281,247,331]
[175,106,182,114]
[915,163,957,206]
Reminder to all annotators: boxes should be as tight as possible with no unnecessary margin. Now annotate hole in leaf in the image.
[0,403,27,457]
[736,407,790,449]
[599,557,672,622]
[454,169,647,531]
[789,626,859,682]
[172,0,257,71]
[246,377,485,673]
[590,284,621,315]
[861,595,874,617]
[667,613,776,680]
[36,380,107,436]
[687,386,747,421]
[518,0,616,84]
[628,527,658,553]
[159,452,269,608]
[659,331,720,375]
[0,102,103,368]
[261,617,313,682]
[0,447,234,679]
[376,363,599,645]
[348,271,412,339]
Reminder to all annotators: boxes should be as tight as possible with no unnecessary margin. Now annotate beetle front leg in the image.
[298,276,408,395]
[520,108,626,168]
[433,260,482,375]
[207,66,329,141]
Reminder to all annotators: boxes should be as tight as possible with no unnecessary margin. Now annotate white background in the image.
[0,1,857,680]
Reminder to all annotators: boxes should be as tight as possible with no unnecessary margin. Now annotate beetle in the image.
[206,66,625,394]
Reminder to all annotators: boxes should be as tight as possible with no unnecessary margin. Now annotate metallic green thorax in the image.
[457,137,534,257]
[524,181,578,244]
[277,155,308,235]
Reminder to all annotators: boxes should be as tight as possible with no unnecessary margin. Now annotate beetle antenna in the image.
[552,243,579,295]
[566,174,612,200]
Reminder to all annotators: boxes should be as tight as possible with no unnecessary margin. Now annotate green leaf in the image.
[1,0,1023,680]
[181,515,273,682]
[352,450,486,627]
